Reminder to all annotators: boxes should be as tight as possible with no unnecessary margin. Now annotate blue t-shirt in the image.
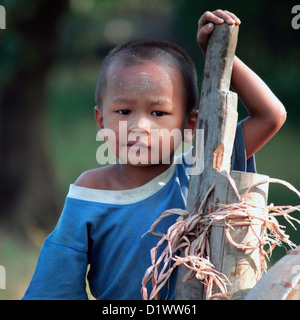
[23,121,255,300]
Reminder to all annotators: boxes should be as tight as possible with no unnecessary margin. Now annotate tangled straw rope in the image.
[141,172,300,300]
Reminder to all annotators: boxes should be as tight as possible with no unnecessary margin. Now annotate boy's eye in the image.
[117,109,131,115]
[151,111,166,117]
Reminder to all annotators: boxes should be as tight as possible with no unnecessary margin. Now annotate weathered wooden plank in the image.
[175,23,239,300]
[186,24,239,215]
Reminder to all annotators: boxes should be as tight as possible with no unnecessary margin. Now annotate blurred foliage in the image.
[0,0,299,299]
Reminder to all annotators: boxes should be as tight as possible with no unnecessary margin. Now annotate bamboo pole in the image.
[175,23,239,300]
[210,171,269,299]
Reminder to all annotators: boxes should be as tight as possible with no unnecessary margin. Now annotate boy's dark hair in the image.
[95,39,198,116]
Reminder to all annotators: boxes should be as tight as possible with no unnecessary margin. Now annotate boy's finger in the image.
[198,11,224,29]
[197,23,215,40]
[211,9,237,25]
[196,23,215,51]
[224,10,241,24]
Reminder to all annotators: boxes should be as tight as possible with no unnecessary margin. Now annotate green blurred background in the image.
[0,0,299,299]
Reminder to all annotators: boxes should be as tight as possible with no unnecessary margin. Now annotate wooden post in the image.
[175,23,239,300]
[210,171,269,299]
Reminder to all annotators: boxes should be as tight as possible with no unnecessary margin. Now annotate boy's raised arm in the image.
[197,10,286,159]
[230,56,286,158]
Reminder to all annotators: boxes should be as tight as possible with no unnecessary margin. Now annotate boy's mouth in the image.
[127,141,150,148]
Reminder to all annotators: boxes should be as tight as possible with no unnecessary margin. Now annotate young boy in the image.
[23,10,286,300]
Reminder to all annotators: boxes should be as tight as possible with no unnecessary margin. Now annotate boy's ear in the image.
[183,110,198,143]
[94,106,104,130]
[187,110,198,134]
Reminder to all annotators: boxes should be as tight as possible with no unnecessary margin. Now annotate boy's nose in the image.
[128,117,151,136]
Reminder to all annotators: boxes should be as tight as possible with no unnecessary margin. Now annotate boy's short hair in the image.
[95,39,199,116]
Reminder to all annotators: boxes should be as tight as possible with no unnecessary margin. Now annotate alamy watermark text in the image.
[292,5,300,29]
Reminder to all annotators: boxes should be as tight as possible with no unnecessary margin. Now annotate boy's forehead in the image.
[106,60,176,95]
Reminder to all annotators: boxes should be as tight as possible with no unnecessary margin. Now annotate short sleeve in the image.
[231,121,256,173]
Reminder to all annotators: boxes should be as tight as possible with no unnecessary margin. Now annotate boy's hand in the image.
[197,10,241,55]
[196,10,286,159]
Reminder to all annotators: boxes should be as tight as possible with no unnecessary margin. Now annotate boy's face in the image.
[95,59,197,165]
